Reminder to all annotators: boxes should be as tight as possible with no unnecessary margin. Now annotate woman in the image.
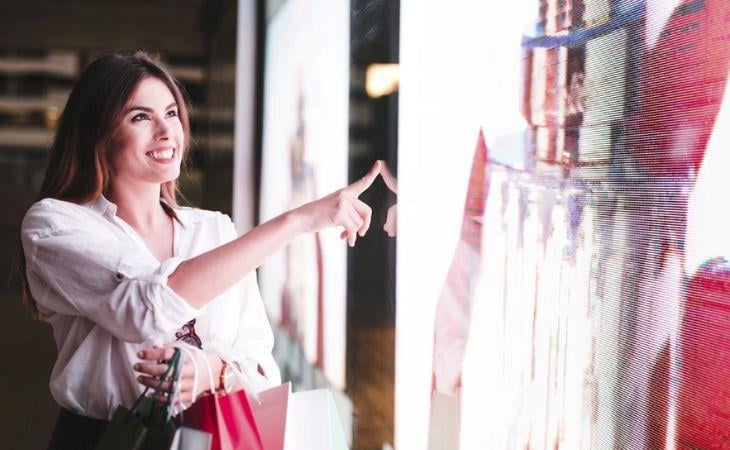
[19,52,380,449]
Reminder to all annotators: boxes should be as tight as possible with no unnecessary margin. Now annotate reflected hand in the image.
[384,204,397,237]
[380,161,397,195]
[134,346,223,403]
[294,160,381,247]
[381,162,398,237]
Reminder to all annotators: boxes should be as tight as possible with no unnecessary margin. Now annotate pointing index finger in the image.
[348,160,382,196]
[380,162,397,194]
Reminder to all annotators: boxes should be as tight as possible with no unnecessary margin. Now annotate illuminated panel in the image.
[399,0,730,448]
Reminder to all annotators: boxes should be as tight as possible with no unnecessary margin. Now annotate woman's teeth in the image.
[148,149,174,160]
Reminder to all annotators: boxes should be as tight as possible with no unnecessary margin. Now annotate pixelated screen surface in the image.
[423,0,730,447]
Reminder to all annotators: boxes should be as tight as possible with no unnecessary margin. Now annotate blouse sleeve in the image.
[218,217,281,392]
[21,201,203,343]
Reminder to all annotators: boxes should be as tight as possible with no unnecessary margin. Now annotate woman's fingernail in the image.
[138,376,143,382]
[133,364,140,370]
[138,351,144,358]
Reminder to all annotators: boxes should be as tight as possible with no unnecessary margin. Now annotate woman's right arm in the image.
[167,160,381,309]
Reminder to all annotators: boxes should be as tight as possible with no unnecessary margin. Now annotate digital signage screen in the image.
[398,0,730,447]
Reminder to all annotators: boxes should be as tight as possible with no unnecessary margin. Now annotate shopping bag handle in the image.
[181,345,215,393]
[172,344,201,416]
[175,345,230,436]
[224,359,262,403]
[130,347,182,420]
[167,344,222,423]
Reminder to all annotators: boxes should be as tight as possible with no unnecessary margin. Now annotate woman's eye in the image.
[166,109,179,118]
[131,113,149,122]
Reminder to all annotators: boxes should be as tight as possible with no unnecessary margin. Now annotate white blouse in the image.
[21,195,281,420]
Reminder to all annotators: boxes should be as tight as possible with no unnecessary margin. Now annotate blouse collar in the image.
[86,194,118,218]
[86,194,185,226]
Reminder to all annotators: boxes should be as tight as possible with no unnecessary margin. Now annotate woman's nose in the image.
[154,116,172,140]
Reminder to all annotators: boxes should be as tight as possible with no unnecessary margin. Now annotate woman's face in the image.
[107,76,184,188]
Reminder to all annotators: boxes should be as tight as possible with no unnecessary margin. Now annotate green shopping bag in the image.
[94,348,183,450]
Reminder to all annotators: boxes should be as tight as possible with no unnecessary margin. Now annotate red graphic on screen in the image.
[677,259,730,446]
[460,129,489,250]
[630,0,730,176]
[431,128,489,393]
[428,130,489,446]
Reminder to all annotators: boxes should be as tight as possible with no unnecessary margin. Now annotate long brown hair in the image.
[17,51,192,320]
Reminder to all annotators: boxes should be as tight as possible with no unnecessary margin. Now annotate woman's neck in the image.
[108,182,168,232]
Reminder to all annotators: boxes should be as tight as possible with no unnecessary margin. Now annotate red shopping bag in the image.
[181,390,264,450]
[172,345,264,450]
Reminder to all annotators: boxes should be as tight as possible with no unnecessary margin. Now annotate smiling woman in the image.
[17,51,382,450]
[111,80,184,177]
[106,77,186,264]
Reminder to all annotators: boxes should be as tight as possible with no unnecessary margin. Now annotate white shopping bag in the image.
[286,389,349,450]
[247,383,349,450]
[169,426,213,450]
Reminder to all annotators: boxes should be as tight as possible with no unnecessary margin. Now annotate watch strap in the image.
[218,359,229,393]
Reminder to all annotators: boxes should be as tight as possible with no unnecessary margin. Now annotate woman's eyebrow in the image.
[125,102,178,114]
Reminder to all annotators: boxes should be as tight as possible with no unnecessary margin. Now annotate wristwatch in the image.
[221,360,240,393]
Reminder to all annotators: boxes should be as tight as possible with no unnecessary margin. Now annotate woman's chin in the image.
[150,168,181,185]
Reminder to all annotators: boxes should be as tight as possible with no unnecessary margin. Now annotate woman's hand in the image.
[293,160,381,247]
[134,346,224,404]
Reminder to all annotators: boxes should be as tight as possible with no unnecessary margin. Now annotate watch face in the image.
[224,365,235,392]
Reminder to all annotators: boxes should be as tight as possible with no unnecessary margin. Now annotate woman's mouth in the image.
[146,147,176,163]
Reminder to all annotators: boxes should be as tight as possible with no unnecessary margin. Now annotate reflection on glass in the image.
[381,162,398,237]
[428,130,488,447]
[281,90,324,367]
[258,0,352,442]
[427,0,730,447]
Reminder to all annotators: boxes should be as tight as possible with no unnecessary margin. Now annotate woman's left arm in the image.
[135,221,279,400]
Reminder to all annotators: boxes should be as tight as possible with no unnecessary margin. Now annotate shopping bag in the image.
[285,389,348,450]
[94,349,183,450]
[245,383,291,450]
[99,407,145,449]
[177,347,264,450]
[245,382,348,450]
[169,426,213,450]
[182,391,263,450]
